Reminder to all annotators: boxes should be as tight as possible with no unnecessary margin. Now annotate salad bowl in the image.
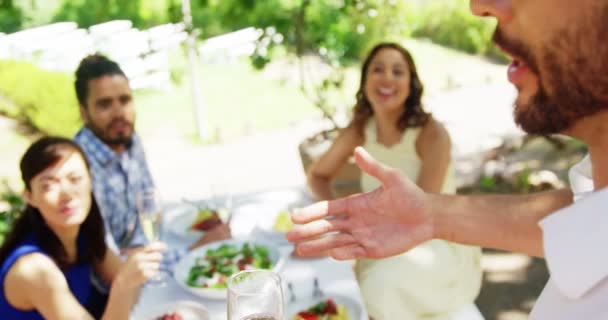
[173,239,285,300]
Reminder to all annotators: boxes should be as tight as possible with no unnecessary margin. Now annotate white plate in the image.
[287,294,364,320]
[137,300,210,320]
[166,205,205,241]
[230,203,290,244]
[173,239,285,300]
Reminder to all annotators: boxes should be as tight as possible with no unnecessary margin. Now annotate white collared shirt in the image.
[530,155,608,319]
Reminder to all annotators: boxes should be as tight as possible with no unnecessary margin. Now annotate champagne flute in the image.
[227,270,284,320]
[136,188,168,286]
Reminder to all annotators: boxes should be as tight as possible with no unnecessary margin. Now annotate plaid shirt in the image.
[75,127,183,284]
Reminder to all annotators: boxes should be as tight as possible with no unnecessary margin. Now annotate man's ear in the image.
[79,105,89,123]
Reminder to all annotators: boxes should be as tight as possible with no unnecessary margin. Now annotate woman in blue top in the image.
[0,137,166,319]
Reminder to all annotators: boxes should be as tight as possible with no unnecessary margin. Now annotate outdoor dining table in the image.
[131,188,369,320]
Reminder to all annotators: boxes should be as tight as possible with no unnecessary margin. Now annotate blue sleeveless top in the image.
[0,235,93,319]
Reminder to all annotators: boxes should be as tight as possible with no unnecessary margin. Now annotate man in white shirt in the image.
[287,1,608,318]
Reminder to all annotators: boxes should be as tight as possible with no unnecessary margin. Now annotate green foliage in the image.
[10,0,502,62]
[469,169,549,195]
[187,0,409,66]
[52,0,171,29]
[479,176,496,191]
[0,60,80,136]
[406,0,506,62]
[514,167,533,193]
[0,0,24,33]
[0,180,23,245]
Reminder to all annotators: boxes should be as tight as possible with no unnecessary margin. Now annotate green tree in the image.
[0,0,24,33]
[52,0,172,29]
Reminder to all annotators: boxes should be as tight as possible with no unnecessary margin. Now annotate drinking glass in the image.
[227,270,284,320]
[136,188,169,286]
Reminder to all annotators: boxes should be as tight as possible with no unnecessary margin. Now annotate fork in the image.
[288,282,297,303]
[313,277,324,298]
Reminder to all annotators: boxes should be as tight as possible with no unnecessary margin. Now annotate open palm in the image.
[287,147,434,260]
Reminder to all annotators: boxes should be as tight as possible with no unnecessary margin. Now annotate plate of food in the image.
[230,204,293,244]
[288,295,364,320]
[173,239,285,300]
[137,300,209,320]
[259,209,294,245]
[167,205,224,240]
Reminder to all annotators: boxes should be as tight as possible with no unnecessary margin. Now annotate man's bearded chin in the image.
[87,124,133,148]
[514,90,575,135]
[104,135,133,147]
[514,53,608,136]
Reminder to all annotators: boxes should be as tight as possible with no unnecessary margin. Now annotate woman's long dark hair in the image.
[0,137,106,269]
[351,42,430,134]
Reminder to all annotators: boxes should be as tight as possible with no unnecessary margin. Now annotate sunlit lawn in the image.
[135,59,324,142]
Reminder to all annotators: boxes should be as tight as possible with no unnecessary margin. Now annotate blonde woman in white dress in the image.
[307,42,483,320]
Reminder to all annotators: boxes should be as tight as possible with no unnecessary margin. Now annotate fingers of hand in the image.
[354,147,396,184]
[287,218,346,242]
[131,251,164,264]
[330,244,366,260]
[295,233,357,257]
[354,147,383,178]
[290,198,349,225]
[135,261,161,282]
[142,241,168,253]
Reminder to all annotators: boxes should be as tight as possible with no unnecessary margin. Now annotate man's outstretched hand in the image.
[287,147,434,260]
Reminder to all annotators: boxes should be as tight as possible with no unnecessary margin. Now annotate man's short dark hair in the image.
[75,54,127,106]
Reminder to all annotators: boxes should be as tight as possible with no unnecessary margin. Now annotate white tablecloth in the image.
[131,188,369,320]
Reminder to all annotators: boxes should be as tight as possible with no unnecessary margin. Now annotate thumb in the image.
[354,147,393,184]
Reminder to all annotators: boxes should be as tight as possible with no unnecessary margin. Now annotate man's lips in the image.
[495,43,531,86]
[108,120,132,133]
[507,59,530,85]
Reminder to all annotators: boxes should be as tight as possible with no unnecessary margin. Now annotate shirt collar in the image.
[539,187,608,299]
[569,154,593,195]
[75,127,136,166]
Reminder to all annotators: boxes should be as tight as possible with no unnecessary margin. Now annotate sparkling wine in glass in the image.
[227,270,284,320]
[140,211,160,241]
[136,189,168,286]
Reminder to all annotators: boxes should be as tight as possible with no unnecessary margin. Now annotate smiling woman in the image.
[0,137,166,320]
[305,42,483,320]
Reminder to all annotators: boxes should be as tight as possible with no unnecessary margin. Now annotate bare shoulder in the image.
[416,117,451,146]
[4,253,67,307]
[416,117,451,157]
[419,117,450,142]
[6,252,63,283]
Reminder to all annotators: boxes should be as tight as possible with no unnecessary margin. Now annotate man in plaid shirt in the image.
[72,54,230,314]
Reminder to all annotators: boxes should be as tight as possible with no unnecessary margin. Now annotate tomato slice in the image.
[324,299,338,314]
[297,311,319,320]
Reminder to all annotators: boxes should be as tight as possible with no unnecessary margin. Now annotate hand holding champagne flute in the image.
[136,188,168,285]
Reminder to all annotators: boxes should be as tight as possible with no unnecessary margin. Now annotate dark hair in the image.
[75,53,127,106]
[0,137,106,269]
[351,42,430,134]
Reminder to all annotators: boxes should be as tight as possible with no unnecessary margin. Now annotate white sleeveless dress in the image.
[357,118,484,320]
